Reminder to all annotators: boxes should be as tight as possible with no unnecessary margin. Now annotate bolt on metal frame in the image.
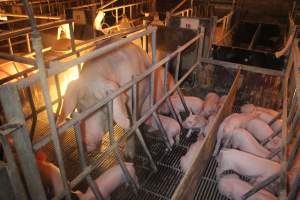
[0,1,206,200]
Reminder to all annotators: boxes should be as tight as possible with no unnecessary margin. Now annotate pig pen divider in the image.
[0,2,207,199]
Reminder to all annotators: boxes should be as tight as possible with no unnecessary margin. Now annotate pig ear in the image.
[61,80,79,119]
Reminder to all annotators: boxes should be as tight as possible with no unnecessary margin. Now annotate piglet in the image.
[244,119,274,142]
[202,92,220,117]
[203,114,217,137]
[146,114,181,146]
[182,114,207,137]
[218,174,277,200]
[241,104,282,132]
[216,149,280,184]
[213,112,258,156]
[79,162,138,200]
[230,128,280,162]
[180,136,205,172]
[241,104,279,117]
[170,95,204,115]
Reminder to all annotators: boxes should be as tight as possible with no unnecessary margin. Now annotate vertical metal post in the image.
[131,77,157,172]
[54,74,62,121]
[73,120,104,200]
[107,101,138,193]
[287,112,300,144]
[116,9,119,24]
[21,0,72,199]
[23,74,37,140]
[197,27,205,62]
[164,62,183,127]
[68,21,81,73]
[0,133,28,200]
[0,85,47,200]
[149,29,171,149]
[8,38,14,55]
[288,174,300,200]
[142,20,147,51]
[129,5,132,19]
[26,33,31,53]
[174,51,181,83]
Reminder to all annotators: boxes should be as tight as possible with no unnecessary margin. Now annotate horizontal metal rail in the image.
[12,26,156,89]
[199,57,283,76]
[0,19,72,41]
[0,13,61,20]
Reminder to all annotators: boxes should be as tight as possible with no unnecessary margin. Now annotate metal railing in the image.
[0,1,206,200]
[172,8,193,17]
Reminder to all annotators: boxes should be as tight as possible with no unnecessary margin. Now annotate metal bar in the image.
[151,112,172,150]
[8,38,14,55]
[32,33,203,150]
[241,172,280,200]
[170,0,189,14]
[200,58,283,76]
[287,131,300,170]
[288,173,300,200]
[73,121,104,200]
[23,73,37,140]
[248,24,261,50]
[107,101,138,193]
[197,27,205,61]
[174,51,181,83]
[0,12,61,20]
[0,133,28,200]
[68,21,79,60]
[130,76,157,171]
[21,0,72,198]
[26,33,31,53]
[0,52,36,65]
[0,85,47,200]
[268,111,282,126]
[54,74,62,122]
[164,61,183,125]
[287,112,300,144]
[266,147,280,159]
[0,19,73,41]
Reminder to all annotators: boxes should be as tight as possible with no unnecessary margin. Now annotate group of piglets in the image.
[215,104,283,200]
[179,92,227,172]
